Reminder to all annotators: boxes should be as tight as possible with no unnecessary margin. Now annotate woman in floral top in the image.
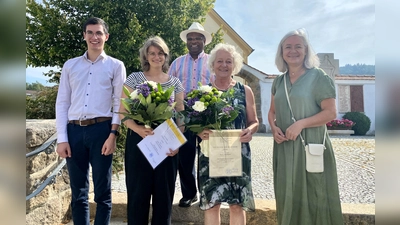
[197,43,259,225]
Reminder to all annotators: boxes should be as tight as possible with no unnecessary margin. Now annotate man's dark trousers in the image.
[178,130,197,200]
[66,120,113,225]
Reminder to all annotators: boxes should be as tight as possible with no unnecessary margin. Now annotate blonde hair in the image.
[139,36,170,72]
[208,43,243,75]
[275,28,320,72]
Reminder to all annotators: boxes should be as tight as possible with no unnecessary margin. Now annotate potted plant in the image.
[326,118,355,130]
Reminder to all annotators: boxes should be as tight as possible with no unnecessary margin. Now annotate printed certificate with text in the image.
[208,129,242,177]
[137,118,187,169]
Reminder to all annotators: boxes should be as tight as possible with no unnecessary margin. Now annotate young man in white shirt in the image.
[55,17,126,225]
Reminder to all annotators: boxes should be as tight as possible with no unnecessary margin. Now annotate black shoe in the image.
[178,195,198,207]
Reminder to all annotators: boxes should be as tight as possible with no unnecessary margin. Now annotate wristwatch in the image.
[110,130,120,137]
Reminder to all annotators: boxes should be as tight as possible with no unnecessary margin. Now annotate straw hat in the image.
[180,22,212,45]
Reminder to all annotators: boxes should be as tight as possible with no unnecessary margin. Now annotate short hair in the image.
[139,36,170,72]
[275,28,320,73]
[208,43,243,75]
[82,17,109,34]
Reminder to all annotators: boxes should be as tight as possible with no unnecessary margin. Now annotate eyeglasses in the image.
[85,31,105,38]
[187,37,203,42]
[148,52,166,57]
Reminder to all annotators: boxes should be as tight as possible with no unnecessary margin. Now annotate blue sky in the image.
[213,0,375,74]
[26,0,375,86]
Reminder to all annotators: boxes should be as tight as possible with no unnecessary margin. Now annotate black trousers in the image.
[124,129,178,225]
[177,130,197,199]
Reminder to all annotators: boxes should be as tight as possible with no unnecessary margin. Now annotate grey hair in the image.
[139,36,170,72]
[208,43,243,75]
[275,28,320,73]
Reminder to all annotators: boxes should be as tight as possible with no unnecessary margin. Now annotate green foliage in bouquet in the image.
[178,83,242,133]
[120,81,176,128]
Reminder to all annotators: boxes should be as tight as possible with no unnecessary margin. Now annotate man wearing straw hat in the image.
[168,22,213,207]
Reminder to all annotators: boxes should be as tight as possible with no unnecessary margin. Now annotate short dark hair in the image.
[82,17,109,34]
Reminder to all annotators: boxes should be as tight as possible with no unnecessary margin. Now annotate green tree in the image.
[26,0,223,175]
[26,0,217,82]
[204,27,224,54]
[26,86,58,119]
[26,81,46,91]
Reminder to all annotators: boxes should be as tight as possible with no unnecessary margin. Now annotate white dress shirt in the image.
[56,51,126,143]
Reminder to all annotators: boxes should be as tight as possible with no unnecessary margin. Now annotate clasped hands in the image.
[273,122,303,144]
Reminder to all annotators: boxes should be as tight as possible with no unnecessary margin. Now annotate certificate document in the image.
[208,129,242,177]
[137,118,187,169]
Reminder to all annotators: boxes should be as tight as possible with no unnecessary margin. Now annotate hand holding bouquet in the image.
[120,81,176,128]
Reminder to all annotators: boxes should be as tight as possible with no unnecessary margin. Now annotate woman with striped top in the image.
[118,36,184,225]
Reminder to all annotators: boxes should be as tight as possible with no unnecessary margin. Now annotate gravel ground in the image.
[112,133,375,204]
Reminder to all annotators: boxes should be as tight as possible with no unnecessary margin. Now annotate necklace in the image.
[213,79,233,91]
[289,68,306,77]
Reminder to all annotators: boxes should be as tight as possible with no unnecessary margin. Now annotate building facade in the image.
[204,10,375,135]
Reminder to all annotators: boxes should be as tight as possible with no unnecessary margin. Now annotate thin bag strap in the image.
[283,73,326,147]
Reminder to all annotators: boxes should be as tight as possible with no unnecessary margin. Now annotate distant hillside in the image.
[339,63,375,75]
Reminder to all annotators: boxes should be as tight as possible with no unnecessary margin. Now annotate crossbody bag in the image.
[283,73,326,173]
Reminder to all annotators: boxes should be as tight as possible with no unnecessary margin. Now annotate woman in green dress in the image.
[197,43,259,225]
[268,29,344,225]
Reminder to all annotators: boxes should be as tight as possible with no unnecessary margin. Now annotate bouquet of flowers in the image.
[326,118,355,130]
[120,81,176,128]
[178,82,241,134]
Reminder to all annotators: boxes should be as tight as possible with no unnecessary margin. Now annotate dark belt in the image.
[68,117,112,126]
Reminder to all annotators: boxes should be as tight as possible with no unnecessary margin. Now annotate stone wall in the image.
[26,120,71,225]
[237,68,267,133]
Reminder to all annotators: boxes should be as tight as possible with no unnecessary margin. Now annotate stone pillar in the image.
[26,120,71,225]
[317,53,339,81]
